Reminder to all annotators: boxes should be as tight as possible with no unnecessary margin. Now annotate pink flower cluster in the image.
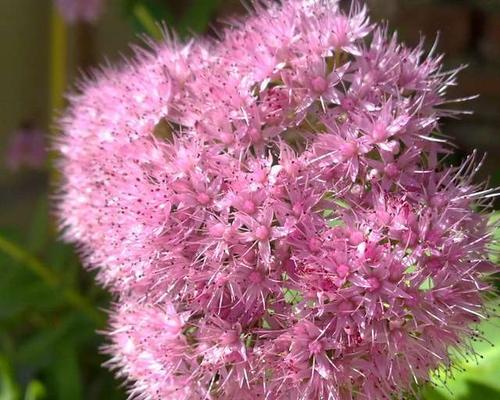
[56,1,497,399]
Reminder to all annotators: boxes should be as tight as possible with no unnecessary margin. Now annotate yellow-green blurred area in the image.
[0,1,499,399]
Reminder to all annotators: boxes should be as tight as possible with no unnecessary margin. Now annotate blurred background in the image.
[0,1,498,399]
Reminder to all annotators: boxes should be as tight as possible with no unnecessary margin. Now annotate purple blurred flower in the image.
[5,124,46,171]
[54,0,105,24]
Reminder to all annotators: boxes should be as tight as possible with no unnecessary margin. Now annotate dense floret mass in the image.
[56,1,497,399]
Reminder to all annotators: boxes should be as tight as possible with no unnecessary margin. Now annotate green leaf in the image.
[422,386,448,400]
[125,0,175,37]
[126,0,221,39]
[24,381,46,400]
[419,276,435,291]
[429,306,500,399]
[488,211,499,264]
[327,218,345,228]
[458,381,500,400]
[0,234,105,326]
[334,199,351,209]
[179,0,220,35]
[282,288,303,305]
[132,3,164,40]
[0,356,20,400]
[15,320,74,367]
[0,267,65,320]
[26,197,49,255]
[50,343,82,400]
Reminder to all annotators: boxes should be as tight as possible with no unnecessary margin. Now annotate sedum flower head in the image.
[56,1,498,399]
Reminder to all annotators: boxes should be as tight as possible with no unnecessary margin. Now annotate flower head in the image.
[57,1,497,399]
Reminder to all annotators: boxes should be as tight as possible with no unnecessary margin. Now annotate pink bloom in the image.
[56,1,498,399]
[55,0,105,24]
[238,208,289,265]
[5,124,46,171]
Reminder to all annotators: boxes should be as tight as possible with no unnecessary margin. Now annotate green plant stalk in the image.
[48,5,67,186]
[0,235,105,326]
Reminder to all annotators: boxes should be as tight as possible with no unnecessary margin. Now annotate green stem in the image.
[0,235,105,326]
[49,6,67,186]
[50,6,67,115]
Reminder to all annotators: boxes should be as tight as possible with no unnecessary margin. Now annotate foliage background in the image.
[0,1,499,399]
